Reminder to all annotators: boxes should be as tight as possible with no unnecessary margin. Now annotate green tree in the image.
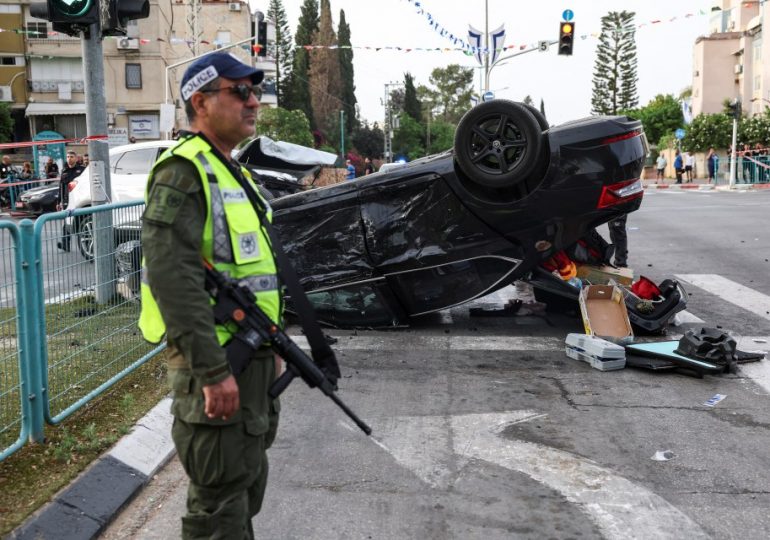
[403,73,421,122]
[308,0,341,140]
[539,98,546,121]
[0,103,12,143]
[268,0,294,107]
[427,119,455,154]
[522,95,534,107]
[428,64,474,123]
[351,121,384,159]
[738,111,770,146]
[286,0,318,125]
[624,94,683,146]
[591,11,639,114]
[681,113,733,151]
[392,113,425,160]
[337,9,357,134]
[254,107,314,147]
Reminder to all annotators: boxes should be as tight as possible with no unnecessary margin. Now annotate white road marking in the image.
[673,310,706,324]
[375,411,709,540]
[675,274,770,322]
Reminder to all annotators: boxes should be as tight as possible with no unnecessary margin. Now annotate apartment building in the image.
[5,0,276,144]
[692,0,770,117]
[0,2,30,142]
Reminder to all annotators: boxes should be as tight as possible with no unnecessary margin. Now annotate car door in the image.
[111,147,162,202]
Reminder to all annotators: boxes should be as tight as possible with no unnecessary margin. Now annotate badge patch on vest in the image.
[238,232,260,259]
[144,184,187,225]
[221,188,248,203]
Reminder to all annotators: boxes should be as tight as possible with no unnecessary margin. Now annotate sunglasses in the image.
[201,84,263,102]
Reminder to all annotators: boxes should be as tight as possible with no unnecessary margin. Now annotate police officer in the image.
[59,150,85,209]
[139,53,279,539]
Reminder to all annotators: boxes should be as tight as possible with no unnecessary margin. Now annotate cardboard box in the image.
[576,264,634,286]
[565,333,626,371]
[578,285,634,344]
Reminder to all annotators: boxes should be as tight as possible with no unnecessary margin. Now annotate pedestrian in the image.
[655,152,667,182]
[139,52,281,539]
[58,150,85,210]
[129,136,137,144]
[20,161,34,180]
[608,214,629,268]
[706,147,718,184]
[754,142,766,183]
[673,149,683,184]
[44,156,59,179]
[0,154,13,179]
[345,159,356,180]
[83,153,90,167]
[0,155,14,207]
[684,151,695,182]
[363,157,375,175]
[741,143,752,183]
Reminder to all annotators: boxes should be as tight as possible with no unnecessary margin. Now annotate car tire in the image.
[522,103,549,132]
[454,100,543,188]
[77,215,95,261]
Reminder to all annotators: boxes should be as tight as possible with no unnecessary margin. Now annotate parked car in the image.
[61,138,337,259]
[16,183,60,214]
[115,101,648,327]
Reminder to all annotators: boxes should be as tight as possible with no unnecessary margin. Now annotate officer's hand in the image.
[202,375,240,420]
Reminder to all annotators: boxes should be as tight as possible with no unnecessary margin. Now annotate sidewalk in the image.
[643,176,770,191]
[9,399,176,540]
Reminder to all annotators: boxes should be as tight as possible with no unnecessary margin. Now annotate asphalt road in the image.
[95,189,770,539]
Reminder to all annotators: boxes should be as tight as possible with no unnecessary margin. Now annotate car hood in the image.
[236,136,338,180]
[20,184,58,197]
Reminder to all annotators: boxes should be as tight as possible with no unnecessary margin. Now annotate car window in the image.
[113,148,159,175]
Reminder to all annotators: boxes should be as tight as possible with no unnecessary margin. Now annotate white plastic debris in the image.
[703,394,727,407]
[651,450,675,461]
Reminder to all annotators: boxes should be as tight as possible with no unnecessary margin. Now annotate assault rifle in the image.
[203,261,372,435]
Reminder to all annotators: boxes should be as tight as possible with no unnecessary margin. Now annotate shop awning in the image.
[25,102,86,116]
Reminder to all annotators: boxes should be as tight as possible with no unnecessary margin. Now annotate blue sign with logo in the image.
[562,9,574,21]
[675,128,686,140]
[482,91,495,102]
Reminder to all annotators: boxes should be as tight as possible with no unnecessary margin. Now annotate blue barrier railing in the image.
[0,201,165,461]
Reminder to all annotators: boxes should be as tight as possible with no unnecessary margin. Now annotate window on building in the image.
[34,115,87,139]
[216,31,231,48]
[753,39,762,62]
[755,75,762,91]
[125,63,142,89]
[26,22,48,39]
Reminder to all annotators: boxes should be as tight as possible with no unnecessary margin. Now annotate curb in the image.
[10,398,175,540]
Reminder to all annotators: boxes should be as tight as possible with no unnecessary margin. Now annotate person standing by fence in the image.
[139,52,282,539]
[706,147,718,184]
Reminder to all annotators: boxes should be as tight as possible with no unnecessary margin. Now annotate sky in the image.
[253,0,714,126]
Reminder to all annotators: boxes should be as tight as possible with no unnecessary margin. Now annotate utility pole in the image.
[83,19,114,304]
[382,81,402,163]
[340,110,345,159]
[729,117,737,188]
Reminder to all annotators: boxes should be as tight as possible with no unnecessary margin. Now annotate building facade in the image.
[692,0,769,117]
[2,0,276,148]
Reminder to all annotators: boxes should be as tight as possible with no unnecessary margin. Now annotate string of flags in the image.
[0,1,763,55]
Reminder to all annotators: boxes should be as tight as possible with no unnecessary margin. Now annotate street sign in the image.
[482,91,495,102]
[538,40,549,52]
[562,9,574,21]
[675,128,686,140]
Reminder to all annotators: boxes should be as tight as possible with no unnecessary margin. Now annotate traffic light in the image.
[29,0,99,37]
[256,21,268,57]
[558,21,575,56]
[727,99,742,120]
[103,0,151,37]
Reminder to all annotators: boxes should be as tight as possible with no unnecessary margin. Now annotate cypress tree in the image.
[268,0,294,107]
[289,0,319,126]
[404,73,422,122]
[338,9,357,134]
[308,0,341,140]
[539,98,547,120]
[591,11,639,115]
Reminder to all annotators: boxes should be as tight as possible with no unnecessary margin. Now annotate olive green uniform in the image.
[142,154,279,539]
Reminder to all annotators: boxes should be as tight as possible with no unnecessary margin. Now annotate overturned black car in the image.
[268,100,647,327]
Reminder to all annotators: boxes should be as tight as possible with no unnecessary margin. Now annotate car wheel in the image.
[522,103,549,132]
[77,215,94,261]
[454,100,543,188]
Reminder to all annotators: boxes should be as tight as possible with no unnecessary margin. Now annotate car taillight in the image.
[67,180,77,192]
[602,130,642,145]
[597,178,643,209]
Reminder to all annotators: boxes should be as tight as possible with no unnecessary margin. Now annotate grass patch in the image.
[0,352,169,536]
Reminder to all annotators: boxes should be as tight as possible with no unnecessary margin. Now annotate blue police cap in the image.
[180,52,263,101]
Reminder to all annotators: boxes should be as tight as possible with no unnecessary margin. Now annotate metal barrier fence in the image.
[0,201,165,461]
[734,156,770,184]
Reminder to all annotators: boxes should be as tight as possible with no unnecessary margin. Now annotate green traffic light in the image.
[51,0,93,19]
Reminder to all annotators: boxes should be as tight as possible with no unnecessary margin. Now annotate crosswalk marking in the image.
[676,274,770,322]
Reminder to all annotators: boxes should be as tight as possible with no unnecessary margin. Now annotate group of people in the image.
[736,143,768,183]
[345,156,375,180]
[1,155,38,207]
[655,148,721,184]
